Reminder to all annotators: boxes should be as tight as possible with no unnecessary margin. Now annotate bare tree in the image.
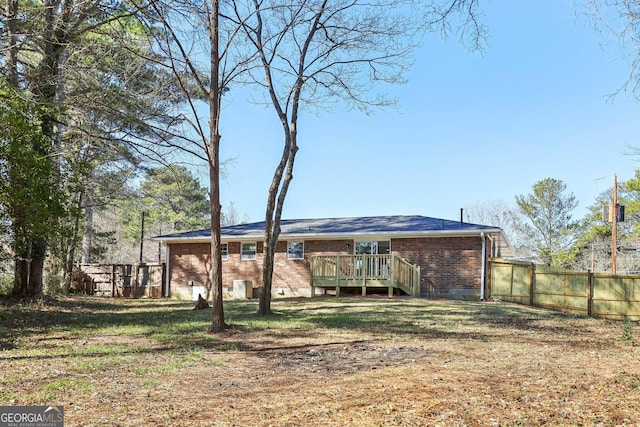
[132,0,258,331]
[585,0,640,98]
[464,198,527,257]
[222,201,250,226]
[423,0,485,51]
[233,0,486,315]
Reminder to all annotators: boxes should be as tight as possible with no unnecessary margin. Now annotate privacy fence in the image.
[490,258,640,320]
[72,263,165,298]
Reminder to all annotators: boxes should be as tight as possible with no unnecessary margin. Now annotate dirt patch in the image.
[1,297,639,426]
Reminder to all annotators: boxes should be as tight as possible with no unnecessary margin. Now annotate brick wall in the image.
[391,236,485,299]
[170,243,211,286]
[167,236,486,300]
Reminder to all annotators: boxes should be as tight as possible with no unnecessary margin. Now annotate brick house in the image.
[154,215,513,300]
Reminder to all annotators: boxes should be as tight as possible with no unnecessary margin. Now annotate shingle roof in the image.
[242,215,499,236]
[155,214,509,244]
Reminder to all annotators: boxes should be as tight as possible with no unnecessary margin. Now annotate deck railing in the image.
[310,254,420,296]
[393,256,421,296]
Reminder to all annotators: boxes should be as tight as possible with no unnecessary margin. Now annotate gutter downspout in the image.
[164,243,170,297]
[480,232,486,301]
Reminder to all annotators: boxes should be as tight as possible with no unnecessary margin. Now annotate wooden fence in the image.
[490,258,640,319]
[73,263,165,298]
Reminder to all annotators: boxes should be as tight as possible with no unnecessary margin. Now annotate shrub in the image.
[0,274,13,296]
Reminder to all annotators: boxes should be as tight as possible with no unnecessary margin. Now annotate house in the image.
[153,215,513,301]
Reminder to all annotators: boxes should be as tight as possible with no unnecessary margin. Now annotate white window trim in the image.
[241,242,257,260]
[221,243,228,261]
[287,241,304,260]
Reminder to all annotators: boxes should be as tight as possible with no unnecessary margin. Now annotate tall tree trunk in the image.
[24,0,64,296]
[258,139,288,316]
[209,146,224,332]
[6,0,19,87]
[258,246,274,315]
[7,0,25,298]
[82,181,94,263]
[13,258,29,297]
[63,192,84,293]
[259,129,298,316]
[28,241,46,297]
[251,0,318,316]
[209,0,225,333]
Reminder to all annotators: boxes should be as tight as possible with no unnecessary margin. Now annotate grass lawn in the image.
[1,295,639,426]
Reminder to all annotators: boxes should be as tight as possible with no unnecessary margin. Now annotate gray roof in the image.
[154,215,513,256]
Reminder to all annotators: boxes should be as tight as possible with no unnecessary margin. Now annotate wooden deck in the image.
[310,254,420,297]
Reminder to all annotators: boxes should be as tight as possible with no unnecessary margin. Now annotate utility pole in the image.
[612,175,617,275]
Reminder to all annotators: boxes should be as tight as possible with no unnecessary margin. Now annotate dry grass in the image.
[1,296,640,426]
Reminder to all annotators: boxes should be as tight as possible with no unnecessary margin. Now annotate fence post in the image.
[390,254,395,288]
[486,259,491,301]
[529,263,535,306]
[111,264,116,297]
[509,264,514,298]
[132,264,139,299]
[587,270,593,317]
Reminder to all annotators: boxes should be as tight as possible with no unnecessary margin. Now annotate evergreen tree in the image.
[515,178,579,267]
[119,165,210,254]
[0,80,65,296]
[1,2,191,294]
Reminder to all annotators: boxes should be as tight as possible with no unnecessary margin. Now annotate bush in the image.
[0,274,13,296]
[43,272,68,296]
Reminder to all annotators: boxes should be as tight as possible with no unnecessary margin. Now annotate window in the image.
[241,242,257,260]
[353,240,390,255]
[221,243,228,260]
[287,241,304,260]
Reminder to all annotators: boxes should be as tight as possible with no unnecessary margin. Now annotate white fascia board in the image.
[151,237,207,245]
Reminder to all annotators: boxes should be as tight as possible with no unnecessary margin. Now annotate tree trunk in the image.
[258,129,298,316]
[6,0,19,87]
[7,0,24,298]
[19,0,61,299]
[13,258,29,298]
[27,241,46,297]
[250,0,313,316]
[258,247,274,315]
[258,142,287,316]
[82,184,94,263]
[63,194,84,294]
[209,164,225,332]
[209,0,225,333]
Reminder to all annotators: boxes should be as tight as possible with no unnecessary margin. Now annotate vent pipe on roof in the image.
[460,208,463,223]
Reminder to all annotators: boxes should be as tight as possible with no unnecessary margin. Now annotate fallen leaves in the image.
[1,297,640,426]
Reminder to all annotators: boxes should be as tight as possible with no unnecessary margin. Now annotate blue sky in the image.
[213,1,640,224]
